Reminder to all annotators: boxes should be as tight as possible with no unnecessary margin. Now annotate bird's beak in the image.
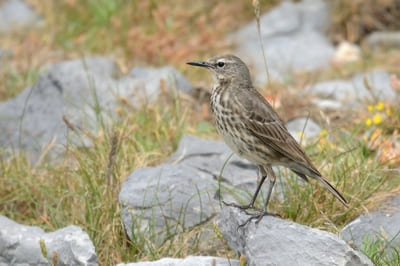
[186,61,211,68]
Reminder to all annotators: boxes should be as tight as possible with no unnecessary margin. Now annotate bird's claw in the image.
[237,210,280,230]
[222,201,280,229]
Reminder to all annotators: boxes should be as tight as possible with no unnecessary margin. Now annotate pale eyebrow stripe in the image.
[218,59,235,64]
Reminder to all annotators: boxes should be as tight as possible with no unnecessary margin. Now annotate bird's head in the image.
[187,54,251,86]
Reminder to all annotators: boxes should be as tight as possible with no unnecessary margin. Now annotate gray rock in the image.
[364,31,400,49]
[352,70,396,102]
[0,57,192,160]
[117,256,239,266]
[119,135,258,243]
[286,117,321,142]
[167,134,257,186]
[216,206,373,266]
[119,163,219,243]
[229,0,334,85]
[0,215,97,266]
[307,70,397,108]
[119,134,320,244]
[311,98,342,110]
[130,66,193,97]
[341,196,400,252]
[0,57,119,159]
[0,0,42,31]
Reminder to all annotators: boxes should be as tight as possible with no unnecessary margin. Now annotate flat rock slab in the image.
[119,134,258,243]
[341,195,400,252]
[0,215,97,265]
[117,256,239,266]
[119,130,322,243]
[0,0,42,31]
[229,0,334,85]
[0,57,192,161]
[364,31,400,49]
[307,70,397,109]
[119,163,220,243]
[167,134,257,186]
[216,206,373,266]
[286,117,321,142]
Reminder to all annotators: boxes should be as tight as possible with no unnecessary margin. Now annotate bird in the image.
[187,54,348,226]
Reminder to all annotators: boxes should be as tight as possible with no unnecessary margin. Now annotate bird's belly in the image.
[215,117,268,165]
[211,93,275,165]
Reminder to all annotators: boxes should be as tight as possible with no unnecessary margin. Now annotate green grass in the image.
[221,125,398,230]
[0,92,191,263]
[362,234,400,266]
[0,66,40,100]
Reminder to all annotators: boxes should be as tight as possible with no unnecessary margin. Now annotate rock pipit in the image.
[187,55,348,226]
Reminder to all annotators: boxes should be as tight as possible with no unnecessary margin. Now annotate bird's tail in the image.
[290,162,348,207]
[314,175,348,207]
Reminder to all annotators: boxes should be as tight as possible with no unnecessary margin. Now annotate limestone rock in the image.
[0,0,42,31]
[229,0,334,85]
[0,57,192,161]
[364,31,400,49]
[216,206,373,266]
[341,195,400,253]
[117,256,239,266]
[119,135,257,243]
[307,70,397,109]
[0,215,97,266]
[286,117,321,142]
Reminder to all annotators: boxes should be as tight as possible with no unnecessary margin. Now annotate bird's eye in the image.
[217,61,225,68]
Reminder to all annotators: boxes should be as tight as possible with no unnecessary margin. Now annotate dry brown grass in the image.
[0,0,279,101]
[329,0,400,44]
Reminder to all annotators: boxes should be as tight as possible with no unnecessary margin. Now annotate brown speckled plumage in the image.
[188,55,347,224]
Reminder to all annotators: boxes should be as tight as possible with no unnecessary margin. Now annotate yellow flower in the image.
[320,129,328,137]
[386,107,392,116]
[367,105,374,112]
[365,118,372,126]
[297,132,304,139]
[373,114,382,125]
[375,101,385,111]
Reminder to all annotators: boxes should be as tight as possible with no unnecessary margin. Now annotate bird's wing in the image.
[234,87,349,206]
[234,87,319,174]
[233,87,349,206]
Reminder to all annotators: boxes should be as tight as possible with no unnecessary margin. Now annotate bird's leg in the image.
[223,166,267,211]
[238,166,279,228]
[262,171,276,212]
[223,174,267,210]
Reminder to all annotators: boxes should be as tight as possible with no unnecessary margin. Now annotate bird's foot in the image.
[238,210,280,229]
[222,201,259,211]
[222,201,280,228]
